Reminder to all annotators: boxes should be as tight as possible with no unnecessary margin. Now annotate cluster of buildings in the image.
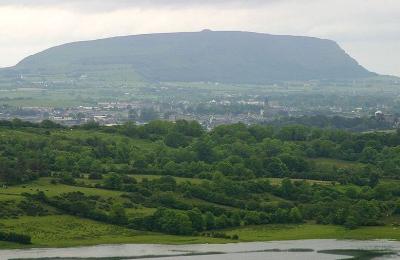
[0,97,398,129]
[0,98,291,128]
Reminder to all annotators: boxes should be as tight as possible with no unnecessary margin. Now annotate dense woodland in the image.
[1,119,400,240]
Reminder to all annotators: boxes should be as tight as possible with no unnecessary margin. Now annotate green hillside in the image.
[1,120,400,248]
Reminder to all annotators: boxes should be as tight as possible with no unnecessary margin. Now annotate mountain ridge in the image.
[4,30,376,84]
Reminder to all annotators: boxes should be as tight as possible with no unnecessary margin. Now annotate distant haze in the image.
[0,0,399,76]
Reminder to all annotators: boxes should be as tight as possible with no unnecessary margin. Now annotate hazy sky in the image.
[0,0,399,76]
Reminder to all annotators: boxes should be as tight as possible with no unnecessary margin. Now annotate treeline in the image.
[0,118,63,129]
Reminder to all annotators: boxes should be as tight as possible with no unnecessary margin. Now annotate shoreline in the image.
[1,230,400,250]
[1,239,399,260]
[1,238,399,250]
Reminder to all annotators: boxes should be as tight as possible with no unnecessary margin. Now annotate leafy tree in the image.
[175,120,204,137]
[264,157,289,177]
[230,211,242,227]
[153,208,193,235]
[216,214,230,229]
[243,211,261,225]
[164,131,188,148]
[277,125,308,141]
[280,178,295,199]
[104,174,123,189]
[289,207,303,223]
[187,208,204,232]
[110,204,128,225]
[368,171,380,188]
[344,215,359,229]
[360,147,378,163]
[193,140,215,163]
[204,211,216,230]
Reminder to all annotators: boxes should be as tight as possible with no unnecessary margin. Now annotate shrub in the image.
[0,231,31,244]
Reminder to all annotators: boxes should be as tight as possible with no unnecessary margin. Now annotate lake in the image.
[1,239,400,259]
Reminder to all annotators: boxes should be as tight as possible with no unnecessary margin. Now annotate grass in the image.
[265,178,335,186]
[0,178,124,199]
[0,178,162,219]
[125,207,157,218]
[225,223,400,242]
[0,194,23,202]
[0,215,227,249]
[129,174,204,185]
[310,158,364,169]
[1,218,400,249]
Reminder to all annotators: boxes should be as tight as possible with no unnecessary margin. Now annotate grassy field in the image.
[225,224,400,242]
[128,174,205,185]
[310,158,364,169]
[0,178,159,219]
[265,178,335,185]
[1,215,400,249]
[0,178,124,199]
[0,215,226,249]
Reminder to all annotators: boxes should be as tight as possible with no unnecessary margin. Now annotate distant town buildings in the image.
[0,96,399,129]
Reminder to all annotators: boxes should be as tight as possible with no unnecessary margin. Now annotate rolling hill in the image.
[2,30,375,84]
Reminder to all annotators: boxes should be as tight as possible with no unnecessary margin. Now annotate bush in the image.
[201,232,238,240]
[89,172,103,180]
[0,231,31,244]
[231,234,239,240]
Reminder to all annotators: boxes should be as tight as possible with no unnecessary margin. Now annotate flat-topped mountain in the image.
[6,30,375,83]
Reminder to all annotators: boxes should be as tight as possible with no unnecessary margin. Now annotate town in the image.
[0,96,398,130]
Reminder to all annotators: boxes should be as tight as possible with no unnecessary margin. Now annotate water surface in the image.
[1,239,399,259]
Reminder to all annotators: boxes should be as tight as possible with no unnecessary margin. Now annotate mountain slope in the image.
[9,30,375,83]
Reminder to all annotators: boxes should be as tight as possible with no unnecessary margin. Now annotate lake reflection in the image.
[1,239,400,260]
